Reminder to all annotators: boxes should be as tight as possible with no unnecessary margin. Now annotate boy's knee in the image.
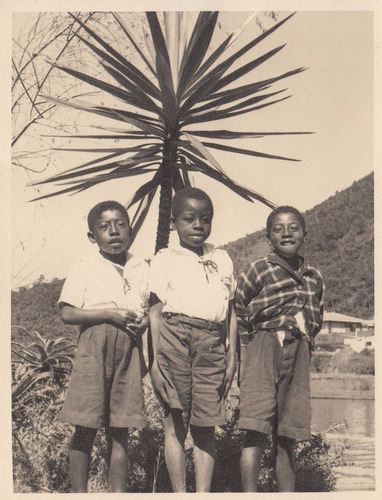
[165,411,188,442]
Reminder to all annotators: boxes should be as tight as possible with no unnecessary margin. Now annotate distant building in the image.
[321,311,373,335]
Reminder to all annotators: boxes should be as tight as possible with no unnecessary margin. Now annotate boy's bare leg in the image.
[70,425,97,492]
[191,425,216,492]
[107,427,129,492]
[275,436,296,491]
[164,411,187,492]
[240,430,267,492]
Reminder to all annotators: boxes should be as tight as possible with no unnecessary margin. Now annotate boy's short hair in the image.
[266,205,306,234]
[171,188,214,218]
[87,201,129,231]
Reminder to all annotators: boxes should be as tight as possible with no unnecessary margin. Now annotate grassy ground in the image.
[310,373,374,399]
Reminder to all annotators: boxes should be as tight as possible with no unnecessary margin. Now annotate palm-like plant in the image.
[32,11,308,252]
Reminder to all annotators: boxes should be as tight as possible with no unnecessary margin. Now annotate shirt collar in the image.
[95,250,140,272]
[267,252,312,280]
[171,239,216,260]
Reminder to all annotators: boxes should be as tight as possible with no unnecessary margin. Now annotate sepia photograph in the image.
[3,0,379,497]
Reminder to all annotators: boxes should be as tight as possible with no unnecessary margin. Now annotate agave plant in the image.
[31,11,308,252]
[11,327,76,380]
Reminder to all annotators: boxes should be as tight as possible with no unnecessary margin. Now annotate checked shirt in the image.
[235,252,324,346]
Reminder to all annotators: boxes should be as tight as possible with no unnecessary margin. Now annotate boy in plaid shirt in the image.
[235,206,324,492]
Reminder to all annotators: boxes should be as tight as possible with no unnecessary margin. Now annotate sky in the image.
[10,8,374,289]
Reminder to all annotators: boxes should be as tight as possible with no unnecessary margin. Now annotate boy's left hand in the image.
[222,356,236,399]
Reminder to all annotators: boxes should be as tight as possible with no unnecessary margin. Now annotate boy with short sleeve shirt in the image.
[58,201,148,493]
[235,206,324,492]
[149,188,238,493]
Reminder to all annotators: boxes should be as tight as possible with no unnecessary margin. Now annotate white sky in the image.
[10,9,374,288]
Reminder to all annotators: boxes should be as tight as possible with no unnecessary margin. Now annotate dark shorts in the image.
[238,330,311,441]
[60,324,147,429]
[156,313,227,427]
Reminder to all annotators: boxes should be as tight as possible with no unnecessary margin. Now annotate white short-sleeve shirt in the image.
[58,251,149,315]
[149,242,236,322]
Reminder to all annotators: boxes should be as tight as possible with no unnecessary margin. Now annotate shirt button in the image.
[298,285,303,290]
[298,299,303,304]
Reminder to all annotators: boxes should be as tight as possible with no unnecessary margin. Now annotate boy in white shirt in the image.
[58,201,149,492]
[149,188,238,492]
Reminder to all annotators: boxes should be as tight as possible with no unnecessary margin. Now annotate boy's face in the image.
[172,198,213,254]
[267,212,306,260]
[88,209,131,257]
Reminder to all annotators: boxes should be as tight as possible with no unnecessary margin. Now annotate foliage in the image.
[330,346,375,375]
[11,278,75,340]
[224,172,374,319]
[11,328,76,424]
[29,11,310,251]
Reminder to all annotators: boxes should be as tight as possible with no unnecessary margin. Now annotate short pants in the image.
[156,313,227,427]
[238,329,311,441]
[60,323,147,429]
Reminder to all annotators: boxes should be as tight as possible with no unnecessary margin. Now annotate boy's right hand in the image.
[108,308,137,329]
[150,361,170,408]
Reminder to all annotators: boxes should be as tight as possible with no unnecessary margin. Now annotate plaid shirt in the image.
[235,252,324,346]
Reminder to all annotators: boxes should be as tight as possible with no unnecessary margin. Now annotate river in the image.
[311,398,375,491]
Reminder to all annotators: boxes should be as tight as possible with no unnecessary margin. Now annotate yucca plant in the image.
[31,11,308,252]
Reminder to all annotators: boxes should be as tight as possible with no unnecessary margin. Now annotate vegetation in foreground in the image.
[12,329,348,493]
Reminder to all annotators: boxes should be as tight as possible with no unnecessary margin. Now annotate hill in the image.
[11,173,374,340]
[223,172,374,319]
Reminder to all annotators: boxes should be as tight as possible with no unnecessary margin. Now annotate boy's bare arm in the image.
[223,300,238,398]
[60,303,137,330]
[148,295,170,406]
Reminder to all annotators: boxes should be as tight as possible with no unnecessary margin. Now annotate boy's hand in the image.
[125,315,149,340]
[109,308,138,329]
[150,361,170,408]
[222,355,236,399]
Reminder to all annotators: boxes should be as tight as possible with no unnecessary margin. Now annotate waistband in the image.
[163,312,224,332]
[246,327,312,346]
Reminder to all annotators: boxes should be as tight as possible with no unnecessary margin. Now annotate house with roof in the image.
[320,311,373,335]
[317,311,374,351]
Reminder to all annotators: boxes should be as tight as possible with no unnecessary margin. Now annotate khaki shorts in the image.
[238,330,311,441]
[156,313,227,427]
[60,324,147,429]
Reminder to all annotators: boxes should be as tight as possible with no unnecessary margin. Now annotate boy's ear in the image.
[303,231,307,242]
[266,234,273,247]
[87,231,96,244]
[170,217,176,231]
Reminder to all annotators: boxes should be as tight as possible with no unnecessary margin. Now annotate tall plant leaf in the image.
[113,12,156,76]
[146,12,171,70]
[155,51,178,131]
[75,33,160,99]
[183,95,291,124]
[177,12,218,98]
[202,141,299,162]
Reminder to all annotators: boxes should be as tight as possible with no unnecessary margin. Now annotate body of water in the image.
[311,398,375,491]
[311,398,374,437]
